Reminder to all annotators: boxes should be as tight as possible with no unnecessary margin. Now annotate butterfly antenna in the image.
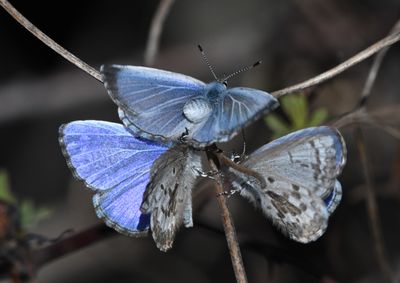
[223,60,262,82]
[197,44,219,81]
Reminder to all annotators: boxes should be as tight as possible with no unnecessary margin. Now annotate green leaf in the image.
[264,114,289,139]
[20,199,52,229]
[0,169,16,203]
[265,93,328,137]
[0,169,51,230]
[308,109,328,127]
[281,94,308,129]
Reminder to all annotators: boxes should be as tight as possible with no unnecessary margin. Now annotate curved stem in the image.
[32,224,114,268]
[208,155,248,283]
[217,153,266,189]
[271,31,400,98]
[144,0,176,66]
[0,0,102,82]
[360,19,400,104]
[354,128,394,283]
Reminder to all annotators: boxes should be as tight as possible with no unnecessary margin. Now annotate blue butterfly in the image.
[101,52,279,148]
[221,126,346,243]
[59,120,204,251]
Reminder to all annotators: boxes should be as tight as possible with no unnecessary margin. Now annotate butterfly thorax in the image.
[205,81,227,101]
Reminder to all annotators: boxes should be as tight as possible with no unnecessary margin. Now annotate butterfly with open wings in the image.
[101,46,279,148]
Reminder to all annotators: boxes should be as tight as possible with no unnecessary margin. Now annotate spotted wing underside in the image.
[141,145,204,251]
[223,126,346,242]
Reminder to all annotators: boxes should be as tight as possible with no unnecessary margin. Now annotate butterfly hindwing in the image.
[323,180,342,215]
[191,87,279,144]
[141,145,203,251]
[59,120,168,236]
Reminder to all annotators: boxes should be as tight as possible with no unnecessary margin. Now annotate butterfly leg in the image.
[192,166,219,180]
[230,141,247,163]
[230,151,244,163]
[179,127,190,144]
[216,188,242,198]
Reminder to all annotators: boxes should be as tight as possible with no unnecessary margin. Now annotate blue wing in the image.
[101,64,206,143]
[190,87,279,145]
[102,65,279,148]
[59,120,168,236]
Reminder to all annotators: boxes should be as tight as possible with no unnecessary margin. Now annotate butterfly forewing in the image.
[101,65,206,116]
[141,145,203,251]
[59,120,168,236]
[102,65,206,143]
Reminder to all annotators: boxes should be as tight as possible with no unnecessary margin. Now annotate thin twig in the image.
[330,107,400,142]
[195,220,332,281]
[354,128,394,283]
[217,153,266,189]
[2,0,400,99]
[0,0,102,82]
[208,156,248,283]
[32,224,114,268]
[378,124,400,141]
[325,19,400,130]
[271,32,400,98]
[350,19,400,283]
[144,0,176,66]
[360,20,400,103]
[328,19,400,282]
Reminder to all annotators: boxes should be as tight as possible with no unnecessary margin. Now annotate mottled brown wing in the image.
[141,145,203,251]
[223,166,328,243]
[222,126,346,243]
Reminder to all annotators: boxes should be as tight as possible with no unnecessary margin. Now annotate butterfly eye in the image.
[222,81,228,87]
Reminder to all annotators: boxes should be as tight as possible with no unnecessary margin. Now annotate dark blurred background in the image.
[0,0,400,282]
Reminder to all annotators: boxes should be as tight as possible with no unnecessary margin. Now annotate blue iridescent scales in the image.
[59,121,166,236]
[101,65,279,148]
[59,64,347,251]
[59,121,204,251]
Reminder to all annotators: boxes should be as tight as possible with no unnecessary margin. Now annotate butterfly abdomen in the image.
[183,97,212,123]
